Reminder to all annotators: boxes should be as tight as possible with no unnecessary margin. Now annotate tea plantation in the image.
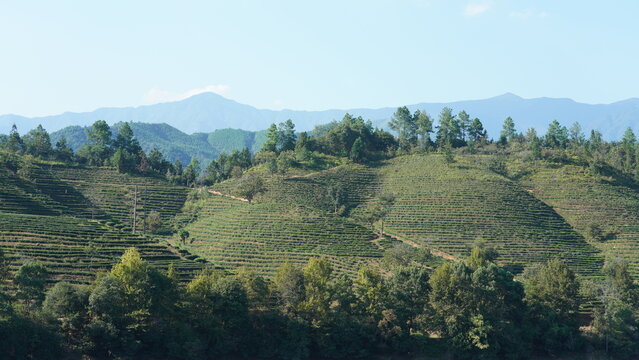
[173,194,382,276]
[519,162,639,277]
[0,162,200,284]
[369,154,603,277]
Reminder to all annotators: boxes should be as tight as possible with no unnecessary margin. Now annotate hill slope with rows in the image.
[172,193,383,276]
[204,155,604,278]
[518,162,639,277]
[0,160,200,284]
[367,154,603,277]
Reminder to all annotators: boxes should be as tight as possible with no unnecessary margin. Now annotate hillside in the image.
[50,122,267,164]
[369,155,603,277]
[0,160,201,283]
[202,155,606,279]
[4,92,639,139]
[518,162,639,277]
[173,194,383,276]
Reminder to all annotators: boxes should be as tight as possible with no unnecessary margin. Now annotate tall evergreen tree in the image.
[7,124,24,153]
[278,119,297,152]
[500,117,517,144]
[389,106,417,151]
[262,123,279,153]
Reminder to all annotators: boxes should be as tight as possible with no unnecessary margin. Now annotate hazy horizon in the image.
[1,1,638,117]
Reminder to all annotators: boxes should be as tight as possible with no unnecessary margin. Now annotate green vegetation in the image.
[3,244,634,359]
[51,122,267,165]
[371,154,603,277]
[518,161,639,277]
[3,109,639,358]
[174,195,381,276]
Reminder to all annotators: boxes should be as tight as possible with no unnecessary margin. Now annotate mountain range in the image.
[2,92,639,140]
[50,123,267,166]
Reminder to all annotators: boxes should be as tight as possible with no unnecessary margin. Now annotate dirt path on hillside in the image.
[208,190,249,202]
[286,171,322,179]
[381,231,458,261]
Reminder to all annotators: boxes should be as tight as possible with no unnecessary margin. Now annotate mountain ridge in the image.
[3,92,639,139]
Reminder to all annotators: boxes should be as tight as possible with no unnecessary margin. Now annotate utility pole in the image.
[142,185,147,234]
[132,185,138,233]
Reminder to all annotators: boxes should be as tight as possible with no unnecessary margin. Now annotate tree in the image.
[262,123,279,153]
[621,127,636,173]
[274,262,306,314]
[235,174,266,204]
[7,124,25,153]
[54,138,74,162]
[23,124,53,158]
[86,120,112,146]
[586,223,606,242]
[14,262,49,308]
[185,270,249,356]
[429,256,529,358]
[354,266,385,320]
[369,193,396,236]
[145,211,163,233]
[301,257,334,323]
[389,106,417,151]
[147,148,169,174]
[592,259,639,356]
[234,267,269,310]
[524,259,581,353]
[458,111,471,142]
[43,281,86,318]
[443,141,455,165]
[278,119,297,152]
[414,110,433,151]
[436,107,463,148]
[467,118,487,143]
[545,120,569,148]
[276,151,295,174]
[530,136,542,160]
[111,148,136,173]
[178,229,190,245]
[385,265,430,337]
[183,158,200,187]
[349,137,365,163]
[114,122,139,152]
[500,117,517,144]
[569,122,585,146]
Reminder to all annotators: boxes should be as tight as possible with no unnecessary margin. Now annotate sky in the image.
[0,0,638,117]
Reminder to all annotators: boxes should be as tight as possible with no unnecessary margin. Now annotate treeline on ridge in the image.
[3,106,639,189]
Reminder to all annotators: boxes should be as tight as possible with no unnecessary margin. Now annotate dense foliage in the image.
[3,111,639,359]
[5,245,636,359]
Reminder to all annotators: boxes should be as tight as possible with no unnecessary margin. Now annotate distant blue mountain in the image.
[2,92,639,139]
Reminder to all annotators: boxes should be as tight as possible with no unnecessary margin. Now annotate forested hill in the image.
[3,92,639,139]
[51,122,267,165]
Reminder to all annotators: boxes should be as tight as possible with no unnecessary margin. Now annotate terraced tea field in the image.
[367,154,603,277]
[0,164,101,217]
[174,194,382,275]
[519,163,639,277]
[0,162,200,284]
[0,211,202,283]
[50,165,189,227]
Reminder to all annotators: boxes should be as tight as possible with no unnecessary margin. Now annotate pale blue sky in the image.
[1,0,637,117]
